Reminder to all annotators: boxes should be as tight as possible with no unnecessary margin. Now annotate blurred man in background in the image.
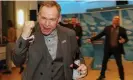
[3,20,16,74]
[88,16,128,80]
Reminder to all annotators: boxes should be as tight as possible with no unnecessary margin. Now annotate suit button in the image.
[51,70,54,72]
[51,62,54,65]
[40,72,43,75]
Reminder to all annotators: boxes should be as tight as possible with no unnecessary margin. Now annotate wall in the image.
[2,1,15,38]
[14,1,37,38]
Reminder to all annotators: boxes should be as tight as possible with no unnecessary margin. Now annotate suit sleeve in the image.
[12,36,29,67]
[122,28,129,43]
[91,27,106,41]
[79,25,83,40]
[70,30,85,64]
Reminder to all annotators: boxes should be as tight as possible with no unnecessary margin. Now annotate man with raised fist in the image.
[13,1,87,80]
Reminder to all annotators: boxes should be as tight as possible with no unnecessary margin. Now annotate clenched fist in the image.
[87,39,91,43]
[21,21,35,40]
[119,36,125,44]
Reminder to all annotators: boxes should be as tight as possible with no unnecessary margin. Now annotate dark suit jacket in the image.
[12,24,84,80]
[91,25,128,55]
[64,24,83,47]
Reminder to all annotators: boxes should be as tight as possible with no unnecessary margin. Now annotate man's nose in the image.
[45,20,50,27]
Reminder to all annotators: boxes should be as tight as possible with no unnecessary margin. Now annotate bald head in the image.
[112,16,120,26]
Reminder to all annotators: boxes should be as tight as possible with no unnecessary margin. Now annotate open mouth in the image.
[43,28,51,31]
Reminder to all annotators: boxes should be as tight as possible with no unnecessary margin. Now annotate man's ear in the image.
[37,13,40,22]
[58,15,62,23]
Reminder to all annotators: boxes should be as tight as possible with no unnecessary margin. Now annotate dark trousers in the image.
[100,47,124,79]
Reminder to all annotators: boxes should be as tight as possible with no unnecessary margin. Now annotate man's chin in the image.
[42,32,51,36]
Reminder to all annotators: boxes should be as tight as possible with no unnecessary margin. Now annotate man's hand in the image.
[87,39,91,43]
[119,36,125,44]
[21,21,35,40]
[76,64,87,79]
[76,36,79,40]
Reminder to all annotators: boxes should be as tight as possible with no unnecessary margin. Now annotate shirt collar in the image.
[44,29,57,38]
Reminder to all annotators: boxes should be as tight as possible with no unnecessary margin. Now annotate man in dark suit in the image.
[64,17,83,47]
[12,1,87,80]
[88,16,128,80]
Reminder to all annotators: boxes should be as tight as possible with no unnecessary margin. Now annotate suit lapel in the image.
[108,25,112,34]
[57,26,67,60]
[36,31,49,61]
[57,26,68,79]
[118,27,122,40]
